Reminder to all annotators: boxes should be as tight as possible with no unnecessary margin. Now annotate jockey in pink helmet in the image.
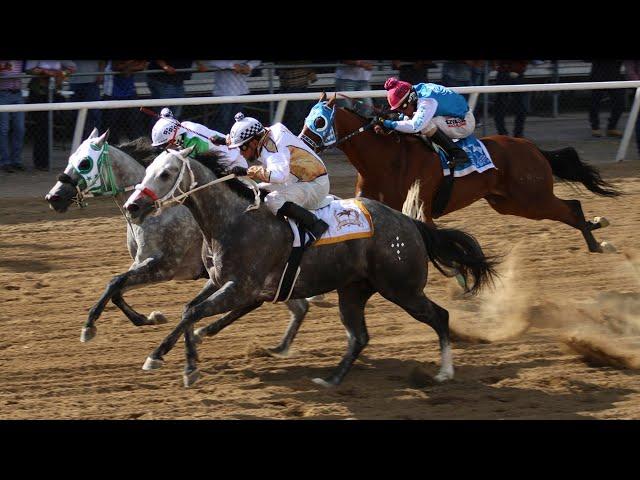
[378,77,475,168]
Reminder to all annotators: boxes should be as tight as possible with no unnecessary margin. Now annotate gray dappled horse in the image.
[45,129,310,344]
[124,147,498,388]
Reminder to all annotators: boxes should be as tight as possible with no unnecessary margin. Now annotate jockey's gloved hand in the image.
[210,135,227,146]
[382,119,397,129]
[228,166,248,177]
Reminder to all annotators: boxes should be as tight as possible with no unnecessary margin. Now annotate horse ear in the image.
[88,127,99,139]
[328,93,337,107]
[95,129,110,146]
[319,91,327,102]
[178,146,194,158]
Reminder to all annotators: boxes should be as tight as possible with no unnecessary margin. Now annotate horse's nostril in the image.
[47,194,59,202]
[126,203,139,212]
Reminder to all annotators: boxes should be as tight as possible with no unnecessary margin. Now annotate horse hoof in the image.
[80,326,97,343]
[600,241,617,253]
[183,369,201,388]
[594,216,610,228]
[142,356,164,371]
[312,377,336,388]
[266,347,290,358]
[193,327,207,343]
[434,370,454,383]
[147,311,168,325]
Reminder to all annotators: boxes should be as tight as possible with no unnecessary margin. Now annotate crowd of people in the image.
[0,60,638,173]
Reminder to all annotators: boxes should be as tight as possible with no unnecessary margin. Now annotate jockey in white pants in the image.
[377,78,476,168]
[227,112,330,242]
[151,107,247,171]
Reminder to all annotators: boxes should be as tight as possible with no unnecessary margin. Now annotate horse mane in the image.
[343,106,372,122]
[192,153,269,202]
[115,137,158,167]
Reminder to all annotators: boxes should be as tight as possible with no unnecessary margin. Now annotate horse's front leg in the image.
[82,257,167,342]
[193,301,263,343]
[142,280,258,387]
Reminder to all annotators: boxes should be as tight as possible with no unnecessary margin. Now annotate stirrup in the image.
[449,152,468,169]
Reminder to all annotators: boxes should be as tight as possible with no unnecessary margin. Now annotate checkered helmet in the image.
[151,116,185,147]
[227,112,265,148]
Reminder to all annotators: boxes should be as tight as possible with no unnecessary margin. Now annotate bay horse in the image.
[124,147,497,387]
[45,129,310,347]
[300,94,621,253]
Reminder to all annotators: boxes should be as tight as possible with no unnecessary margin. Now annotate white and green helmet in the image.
[227,112,265,148]
[151,108,185,146]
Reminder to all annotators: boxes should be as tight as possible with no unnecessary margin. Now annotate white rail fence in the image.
[2,81,639,168]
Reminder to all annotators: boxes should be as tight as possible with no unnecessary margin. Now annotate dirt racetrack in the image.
[1,156,640,419]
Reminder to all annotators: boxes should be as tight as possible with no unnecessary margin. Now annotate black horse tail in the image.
[539,147,621,197]
[412,219,498,295]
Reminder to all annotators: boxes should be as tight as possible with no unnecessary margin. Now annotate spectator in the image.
[492,60,529,138]
[392,60,436,84]
[441,61,473,91]
[147,60,196,118]
[25,60,76,171]
[468,60,487,123]
[442,61,486,108]
[276,61,317,133]
[0,60,26,173]
[204,60,261,133]
[102,60,148,145]
[469,60,486,87]
[69,60,105,138]
[335,60,374,116]
[624,60,640,155]
[588,60,624,137]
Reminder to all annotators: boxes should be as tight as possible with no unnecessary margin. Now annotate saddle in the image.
[273,195,369,303]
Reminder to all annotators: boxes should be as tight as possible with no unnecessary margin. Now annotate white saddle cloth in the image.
[288,197,374,247]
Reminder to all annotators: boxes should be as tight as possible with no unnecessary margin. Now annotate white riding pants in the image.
[424,110,476,139]
[263,174,330,214]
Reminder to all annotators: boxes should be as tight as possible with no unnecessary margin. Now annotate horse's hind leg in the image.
[267,299,310,357]
[563,199,609,252]
[532,198,605,253]
[485,194,605,253]
[312,281,375,388]
[383,290,453,381]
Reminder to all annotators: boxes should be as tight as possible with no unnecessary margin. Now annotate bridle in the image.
[299,101,378,153]
[131,149,261,212]
[58,142,136,208]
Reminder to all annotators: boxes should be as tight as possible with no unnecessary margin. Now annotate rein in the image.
[301,116,377,153]
[135,151,261,212]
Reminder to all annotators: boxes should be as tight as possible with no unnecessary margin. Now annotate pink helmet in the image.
[384,77,412,110]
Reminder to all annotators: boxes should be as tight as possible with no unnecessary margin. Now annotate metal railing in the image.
[2,80,639,166]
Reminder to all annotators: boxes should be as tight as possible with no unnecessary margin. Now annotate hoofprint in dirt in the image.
[0,158,639,419]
